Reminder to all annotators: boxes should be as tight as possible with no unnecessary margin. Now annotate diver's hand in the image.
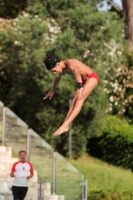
[43,90,54,100]
[76,88,83,99]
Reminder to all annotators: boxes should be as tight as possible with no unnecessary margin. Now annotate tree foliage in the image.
[105,52,133,124]
[88,115,133,170]
[89,190,133,200]
[0,0,27,18]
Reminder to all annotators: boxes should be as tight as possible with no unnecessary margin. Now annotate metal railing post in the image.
[82,181,85,200]
[42,179,44,200]
[52,152,56,194]
[68,95,74,160]
[27,129,31,161]
[38,179,42,200]
[38,178,44,200]
[82,180,88,200]
[40,179,42,200]
[68,121,72,160]
[85,180,88,200]
[81,181,83,200]
[2,107,6,146]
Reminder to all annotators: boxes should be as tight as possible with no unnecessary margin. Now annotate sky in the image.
[99,0,123,11]
[113,0,122,8]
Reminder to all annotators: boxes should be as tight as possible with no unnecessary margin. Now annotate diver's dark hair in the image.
[44,53,60,70]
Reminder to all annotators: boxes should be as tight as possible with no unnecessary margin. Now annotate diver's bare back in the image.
[63,59,93,80]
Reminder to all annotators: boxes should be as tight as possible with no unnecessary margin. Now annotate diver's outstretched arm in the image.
[43,73,62,99]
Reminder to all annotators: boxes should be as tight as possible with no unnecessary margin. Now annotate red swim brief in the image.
[82,72,99,85]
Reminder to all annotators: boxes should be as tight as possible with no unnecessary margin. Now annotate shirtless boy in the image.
[43,53,99,136]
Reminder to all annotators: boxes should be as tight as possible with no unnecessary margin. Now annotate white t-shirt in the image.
[11,161,33,187]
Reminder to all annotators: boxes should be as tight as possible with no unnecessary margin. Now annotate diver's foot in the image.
[53,125,69,136]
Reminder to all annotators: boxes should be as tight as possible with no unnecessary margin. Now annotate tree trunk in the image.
[122,0,133,50]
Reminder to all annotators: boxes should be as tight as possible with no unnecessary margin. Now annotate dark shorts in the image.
[12,186,28,200]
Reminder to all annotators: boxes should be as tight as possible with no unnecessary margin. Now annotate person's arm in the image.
[72,66,83,83]
[27,162,34,179]
[71,66,84,98]
[10,172,15,178]
[51,73,62,91]
[43,73,62,99]
[10,162,17,178]
[27,172,34,179]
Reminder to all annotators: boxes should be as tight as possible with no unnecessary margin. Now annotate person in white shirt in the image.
[10,150,34,200]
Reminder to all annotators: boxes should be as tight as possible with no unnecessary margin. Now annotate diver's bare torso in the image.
[62,59,93,80]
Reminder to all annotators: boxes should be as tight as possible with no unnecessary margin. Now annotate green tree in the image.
[108,0,133,49]
[103,0,133,123]
[0,0,27,18]
[105,52,133,124]
[121,0,133,50]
